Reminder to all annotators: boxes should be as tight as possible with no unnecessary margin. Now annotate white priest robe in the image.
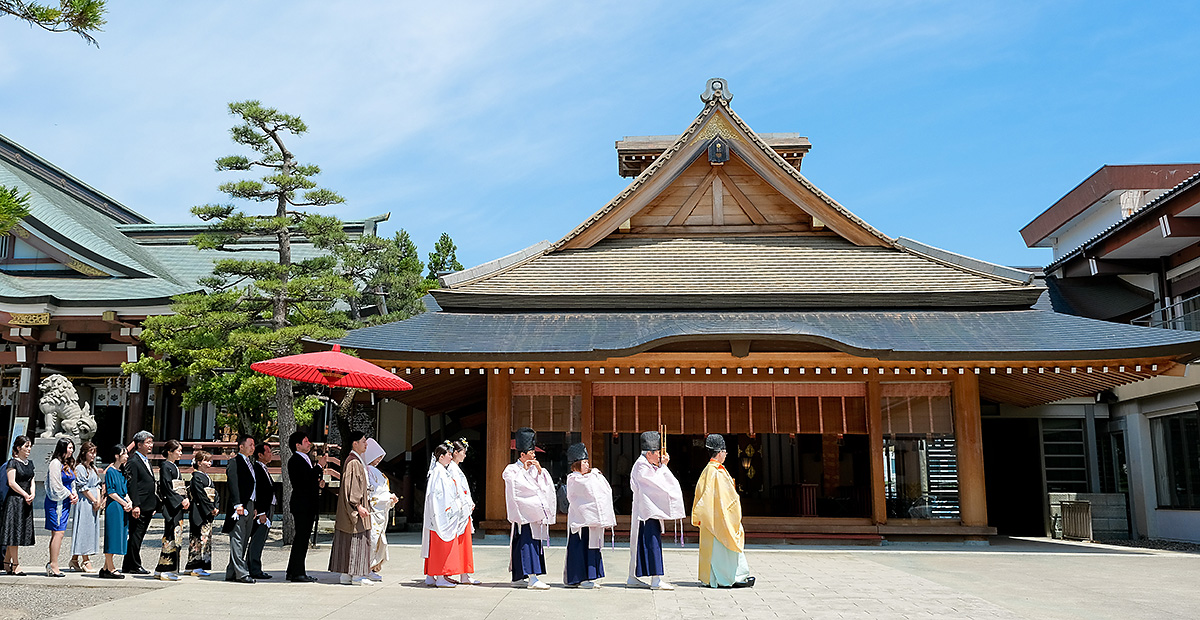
[628,454,687,578]
[503,461,556,541]
[421,463,470,559]
[566,470,616,549]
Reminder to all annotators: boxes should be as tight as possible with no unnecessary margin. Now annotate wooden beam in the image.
[953,373,987,527]
[1160,214,1200,238]
[712,174,724,225]
[485,372,512,522]
[866,380,886,525]
[716,167,768,225]
[668,168,718,226]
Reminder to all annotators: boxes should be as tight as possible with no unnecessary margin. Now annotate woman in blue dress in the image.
[44,438,78,577]
[101,443,132,579]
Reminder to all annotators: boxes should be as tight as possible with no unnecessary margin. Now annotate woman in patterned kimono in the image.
[154,440,190,581]
[69,441,104,573]
[185,450,219,576]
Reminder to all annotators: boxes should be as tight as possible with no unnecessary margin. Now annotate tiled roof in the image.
[336,297,1200,362]
[435,236,1043,310]
[0,162,180,282]
[1045,168,1200,272]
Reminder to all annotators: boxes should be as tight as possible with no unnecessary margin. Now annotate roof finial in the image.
[700,78,733,103]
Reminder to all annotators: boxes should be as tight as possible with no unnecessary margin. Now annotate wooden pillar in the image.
[485,371,512,522]
[126,390,147,443]
[953,373,988,527]
[581,379,593,457]
[866,380,887,525]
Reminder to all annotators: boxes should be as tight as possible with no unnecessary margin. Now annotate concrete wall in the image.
[1048,492,1129,540]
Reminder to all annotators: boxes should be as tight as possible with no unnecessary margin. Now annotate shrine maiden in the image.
[422,441,471,588]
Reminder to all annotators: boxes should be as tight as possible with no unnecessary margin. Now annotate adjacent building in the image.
[1025,164,1200,542]
[0,132,385,450]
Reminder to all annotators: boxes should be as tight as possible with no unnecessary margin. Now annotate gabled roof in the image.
[433,78,1042,311]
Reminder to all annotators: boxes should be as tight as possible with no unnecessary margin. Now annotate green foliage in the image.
[426,231,464,281]
[0,186,31,233]
[1,0,106,46]
[337,229,428,324]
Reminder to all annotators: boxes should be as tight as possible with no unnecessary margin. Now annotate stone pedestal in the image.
[29,437,57,512]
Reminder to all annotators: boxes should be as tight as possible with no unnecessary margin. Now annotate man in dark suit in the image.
[123,430,159,574]
[285,431,325,582]
[223,434,258,584]
[247,442,276,579]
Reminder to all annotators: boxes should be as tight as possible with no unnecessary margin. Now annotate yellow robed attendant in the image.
[691,434,755,588]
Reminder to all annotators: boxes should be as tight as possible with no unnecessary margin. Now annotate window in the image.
[881,384,959,520]
[1152,411,1200,510]
[1043,418,1088,493]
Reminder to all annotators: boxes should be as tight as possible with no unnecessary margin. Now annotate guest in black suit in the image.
[285,431,325,582]
[223,434,257,584]
[247,442,276,580]
[122,430,158,575]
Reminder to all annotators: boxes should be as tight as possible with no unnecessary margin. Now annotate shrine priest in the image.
[563,442,615,588]
[627,431,686,590]
[502,427,556,590]
[691,434,755,588]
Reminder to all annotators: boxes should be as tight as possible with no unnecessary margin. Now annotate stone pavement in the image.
[0,524,1197,620]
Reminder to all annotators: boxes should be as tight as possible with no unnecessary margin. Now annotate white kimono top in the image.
[448,461,475,532]
[421,462,470,558]
[566,470,616,549]
[630,454,686,523]
[502,461,556,541]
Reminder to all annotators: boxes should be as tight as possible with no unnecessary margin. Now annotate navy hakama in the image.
[510,523,546,581]
[564,526,604,585]
[634,519,665,578]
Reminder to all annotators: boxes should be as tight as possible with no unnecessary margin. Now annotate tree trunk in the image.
[275,138,297,544]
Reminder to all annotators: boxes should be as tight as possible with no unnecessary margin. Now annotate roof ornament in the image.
[700,78,733,103]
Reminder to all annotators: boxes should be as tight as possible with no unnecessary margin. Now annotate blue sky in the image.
[2,1,1199,270]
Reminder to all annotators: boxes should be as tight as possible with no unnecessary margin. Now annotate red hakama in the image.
[424,527,468,576]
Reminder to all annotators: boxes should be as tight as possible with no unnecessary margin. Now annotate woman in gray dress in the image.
[69,441,104,572]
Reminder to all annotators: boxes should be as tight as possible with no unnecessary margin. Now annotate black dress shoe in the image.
[250,572,273,579]
[99,569,125,580]
[125,567,150,575]
[225,575,256,584]
[287,575,318,583]
[733,576,756,588]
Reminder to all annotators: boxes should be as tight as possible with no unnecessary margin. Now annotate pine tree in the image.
[1,0,106,45]
[426,231,464,281]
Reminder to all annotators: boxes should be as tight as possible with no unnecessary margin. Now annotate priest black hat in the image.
[515,427,536,453]
[640,430,661,452]
[705,433,726,452]
[566,442,588,464]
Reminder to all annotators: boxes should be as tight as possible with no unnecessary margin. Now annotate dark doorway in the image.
[982,418,1045,535]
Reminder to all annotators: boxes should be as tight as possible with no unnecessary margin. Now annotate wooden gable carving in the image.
[625,151,821,236]
[558,95,891,250]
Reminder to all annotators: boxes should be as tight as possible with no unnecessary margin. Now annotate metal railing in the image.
[1060,500,1093,541]
[1131,293,1200,331]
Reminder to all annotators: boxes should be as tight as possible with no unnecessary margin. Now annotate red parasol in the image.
[250,344,413,392]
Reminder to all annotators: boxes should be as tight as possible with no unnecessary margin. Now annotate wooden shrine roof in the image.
[432,236,1041,311]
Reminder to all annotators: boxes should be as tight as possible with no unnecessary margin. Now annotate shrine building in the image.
[336,79,1200,541]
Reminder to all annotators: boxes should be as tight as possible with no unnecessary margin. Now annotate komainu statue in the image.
[39,374,98,443]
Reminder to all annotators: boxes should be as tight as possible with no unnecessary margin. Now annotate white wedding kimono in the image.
[421,463,470,559]
[502,461,556,541]
[627,454,686,578]
[566,470,616,549]
[366,464,397,566]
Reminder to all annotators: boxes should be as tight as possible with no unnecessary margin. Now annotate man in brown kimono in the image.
[329,431,372,586]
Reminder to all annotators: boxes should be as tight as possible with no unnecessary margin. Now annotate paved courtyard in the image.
[0,525,1197,620]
